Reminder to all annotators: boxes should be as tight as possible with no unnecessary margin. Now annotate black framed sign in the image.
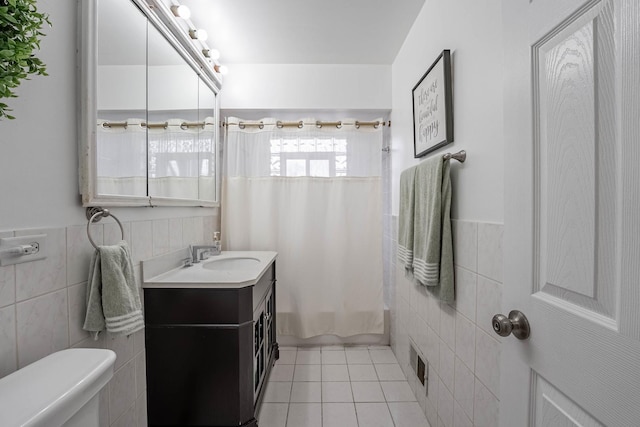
[412,49,454,158]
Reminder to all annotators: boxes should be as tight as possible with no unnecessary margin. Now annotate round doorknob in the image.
[492,310,530,340]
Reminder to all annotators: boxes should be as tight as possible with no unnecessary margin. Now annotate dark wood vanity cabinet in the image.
[144,262,278,427]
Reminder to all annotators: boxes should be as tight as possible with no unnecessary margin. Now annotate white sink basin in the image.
[142,251,277,288]
[203,257,260,270]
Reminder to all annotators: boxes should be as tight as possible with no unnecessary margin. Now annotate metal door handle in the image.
[492,310,530,340]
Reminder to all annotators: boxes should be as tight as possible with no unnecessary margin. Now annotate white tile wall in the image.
[0,214,218,427]
[388,217,503,427]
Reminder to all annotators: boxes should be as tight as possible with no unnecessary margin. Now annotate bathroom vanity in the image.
[142,251,278,427]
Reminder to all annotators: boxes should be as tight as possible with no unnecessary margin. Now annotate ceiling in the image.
[179,0,425,65]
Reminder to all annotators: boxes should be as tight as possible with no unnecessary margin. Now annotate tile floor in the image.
[258,345,430,427]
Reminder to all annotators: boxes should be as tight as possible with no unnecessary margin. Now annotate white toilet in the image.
[0,348,116,427]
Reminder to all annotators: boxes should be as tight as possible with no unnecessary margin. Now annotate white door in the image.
[502,0,640,426]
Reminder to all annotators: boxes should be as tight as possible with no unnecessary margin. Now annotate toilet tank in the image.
[0,349,116,427]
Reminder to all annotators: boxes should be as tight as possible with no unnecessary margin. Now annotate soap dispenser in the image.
[214,231,221,254]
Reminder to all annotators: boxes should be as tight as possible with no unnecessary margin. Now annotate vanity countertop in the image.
[142,250,277,289]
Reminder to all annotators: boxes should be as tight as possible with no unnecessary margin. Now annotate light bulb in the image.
[208,49,220,60]
[196,29,208,41]
[171,4,191,20]
[218,65,229,75]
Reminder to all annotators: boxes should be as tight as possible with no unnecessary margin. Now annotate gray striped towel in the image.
[83,241,144,339]
[412,155,454,302]
[398,165,417,270]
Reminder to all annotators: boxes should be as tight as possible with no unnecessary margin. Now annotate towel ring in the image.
[86,207,124,250]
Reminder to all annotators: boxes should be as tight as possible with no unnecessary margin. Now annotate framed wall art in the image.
[412,49,453,158]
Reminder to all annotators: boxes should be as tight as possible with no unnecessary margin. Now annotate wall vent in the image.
[409,343,428,390]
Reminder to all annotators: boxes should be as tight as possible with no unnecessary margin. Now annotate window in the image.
[269,137,348,177]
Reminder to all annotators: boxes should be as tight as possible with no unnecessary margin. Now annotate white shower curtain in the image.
[96,116,216,199]
[223,117,384,338]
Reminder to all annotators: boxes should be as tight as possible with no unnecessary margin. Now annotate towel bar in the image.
[86,207,124,250]
[443,150,466,162]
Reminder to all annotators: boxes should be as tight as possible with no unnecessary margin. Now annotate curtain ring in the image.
[259,121,264,129]
[180,122,188,130]
[355,121,361,129]
[336,121,342,129]
[163,122,168,129]
[239,122,246,129]
[101,122,111,129]
[316,121,322,129]
[374,121,380,129]
[276,121,284,129]
[297,121,304,129]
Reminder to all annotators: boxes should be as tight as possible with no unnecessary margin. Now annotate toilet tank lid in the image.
[0,349,116,427]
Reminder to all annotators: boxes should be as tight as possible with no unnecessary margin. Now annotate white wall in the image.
[220,64,391,111]
[390,0,504,222]
[387,1,505,426]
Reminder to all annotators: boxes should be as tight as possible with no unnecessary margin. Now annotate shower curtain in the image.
[96,117,216,199]
[223,117,384,338]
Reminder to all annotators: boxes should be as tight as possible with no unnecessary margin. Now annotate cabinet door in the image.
[253,299,266,398]
[265,287,275,358]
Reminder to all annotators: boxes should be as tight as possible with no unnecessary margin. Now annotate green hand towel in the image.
[83,241,144,339]
[412,155,454,302]
[398,165,417,270]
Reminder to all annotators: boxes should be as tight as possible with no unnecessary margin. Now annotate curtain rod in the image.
[223,119,390,129]
[99,120,215,130]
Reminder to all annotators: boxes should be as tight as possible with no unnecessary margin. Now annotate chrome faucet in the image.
[190,244,221,263]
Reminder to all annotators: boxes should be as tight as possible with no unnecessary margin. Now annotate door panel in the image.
[502,0,640,426]
[533,374,603,427]
[534,0,617,320]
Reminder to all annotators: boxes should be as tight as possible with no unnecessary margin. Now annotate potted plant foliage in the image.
[0,0,50,120]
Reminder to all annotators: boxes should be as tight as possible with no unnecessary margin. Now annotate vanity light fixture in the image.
[170,4,191,20]
[167,1,224,77]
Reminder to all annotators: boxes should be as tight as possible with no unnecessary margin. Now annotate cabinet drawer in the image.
[144,287,253,325]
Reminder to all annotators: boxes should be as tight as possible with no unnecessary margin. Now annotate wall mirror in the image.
[79,0,222,207]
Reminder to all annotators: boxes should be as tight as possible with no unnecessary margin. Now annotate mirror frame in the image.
[78,0,222,207]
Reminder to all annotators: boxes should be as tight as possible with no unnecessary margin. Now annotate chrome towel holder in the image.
[443,150,466,162]
[86,207,124,250]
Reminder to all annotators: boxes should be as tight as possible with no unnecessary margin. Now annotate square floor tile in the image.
[387,402,429,427]
[278,350,297,365]
[287,403,321,427]
[355,403,395,427]
[294,365,321,382]
[348,364,378,381]
[322,403,358,427]
[369,349,398,364]
[346,350,372,364]
[270,364,295,381]
[381,381,416,402]
[280,346,298,351]
[322,382,353,403]
[322,350,346,365]
[322,364,350,382]
[290,382,321,403]
[258,403,288,427]
[264,382,292,403]
[375,364,406,381]
[296,350,321,365]
[351,381,385,402]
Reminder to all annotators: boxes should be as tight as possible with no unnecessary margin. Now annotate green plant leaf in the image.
[0,0,49,120]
